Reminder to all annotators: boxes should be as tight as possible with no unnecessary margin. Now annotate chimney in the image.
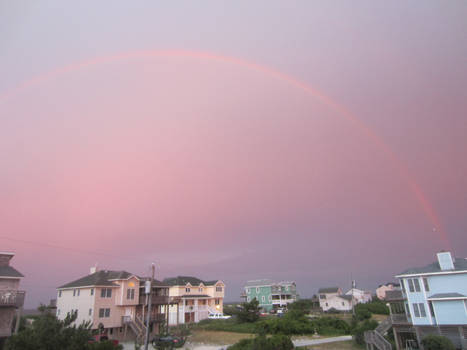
[437,251,455,271]
[0,252,14,267]
[90,264,99,274]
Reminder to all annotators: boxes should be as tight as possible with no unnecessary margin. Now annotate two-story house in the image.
[242,280,298,312]
[386,251,467,350]
[163,276,225,325]
[0,252,25,342]
[56,266,170,343]
[318,287,353,312]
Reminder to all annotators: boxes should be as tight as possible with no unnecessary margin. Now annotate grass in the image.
[188,330,255,345]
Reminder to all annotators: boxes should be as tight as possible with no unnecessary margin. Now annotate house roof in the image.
[244,279,274,287]
[163,276,219,286]
[428,293,466,299]
[0,265,24,278]
[181,294,211,298]
[397,257,467,276]
[58,270,136,289]
[337,295,353,301]
[318,287,340,294]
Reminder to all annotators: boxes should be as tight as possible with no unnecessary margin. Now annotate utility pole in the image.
[144,263,155,350]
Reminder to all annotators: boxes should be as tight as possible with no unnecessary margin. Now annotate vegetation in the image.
[287,299,316,315]
[256,309,350,336]
[354,299,389,320]
[237,299,261,323]
[421,334,455,350]
[228,334,294,350]
[6,311,122,350]
[194,318,258,334]
[351,319,378,346]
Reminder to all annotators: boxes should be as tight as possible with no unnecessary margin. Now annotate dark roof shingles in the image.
[58,270,134,289]
[0,265,24,278]
[163,276,218,286]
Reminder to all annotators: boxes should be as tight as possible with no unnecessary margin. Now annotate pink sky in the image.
[1,1,466,307]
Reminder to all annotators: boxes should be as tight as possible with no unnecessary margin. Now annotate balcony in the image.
[0,290,25,308]
[390,314,411,325]
[138,294,170,305]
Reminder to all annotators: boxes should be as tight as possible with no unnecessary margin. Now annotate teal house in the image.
[242,279,298,312]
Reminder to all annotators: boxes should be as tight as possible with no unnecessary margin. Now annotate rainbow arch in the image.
[0,49,449,246]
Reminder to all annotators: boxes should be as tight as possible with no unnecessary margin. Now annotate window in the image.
[342,302,345,306]
[262,296,265,302]
[199,288,203,292]
[215,298,220,305]
[127,289,135,300]
[325,302,329,307]
[90,288,94,296]
[412,303,420,317]
[73,289,76,296]
[246,288,250,294]
[89,309,92,316]
[320,294,326,299]
[256,287,260,293]
[428,301,435,317]
[408,279,415,293]
[247,297,250,302]
[269,295,272,302]
[186,288,191,293]
[101,288,112,298]
[57,309,60,316]
[75,309,78,317]
[77,289,80,296]
[423,278,430,292]
[413,279,421,292]
[216,286,223,292]
[99,308,111,318]
[58,291,62,297]
[419,303,426,317]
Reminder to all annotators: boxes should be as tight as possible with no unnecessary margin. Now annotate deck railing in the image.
[0,290,25,307]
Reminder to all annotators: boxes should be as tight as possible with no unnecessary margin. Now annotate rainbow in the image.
[0,49,449,246]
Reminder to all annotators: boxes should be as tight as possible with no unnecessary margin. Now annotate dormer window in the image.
[186,287,190,293]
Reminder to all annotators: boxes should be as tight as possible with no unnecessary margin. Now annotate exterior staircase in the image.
[123,315,147,344]
[364,316,392,350]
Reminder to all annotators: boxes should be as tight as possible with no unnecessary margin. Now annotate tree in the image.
[421,335,455,350]
[237,299,260,323]
[6,310,122,350]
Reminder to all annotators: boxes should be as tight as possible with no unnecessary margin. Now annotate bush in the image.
[228,334,293,350]
[255,315,349,336]
[237,299,261,323]
[352,319,378,346]
[421,335,455,350]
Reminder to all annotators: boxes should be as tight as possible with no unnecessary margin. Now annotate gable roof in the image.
[0,265,24,278]
[318,287,340,294]
[163,276,218,286]
[397,257,467,276]
[58,270,136,289]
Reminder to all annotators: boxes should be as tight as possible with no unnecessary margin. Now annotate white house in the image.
[318,287,354,312]
[345,288,372,304]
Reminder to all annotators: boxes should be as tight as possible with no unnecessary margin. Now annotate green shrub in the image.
[352,319,378,346]
[228,334,293,350]
[421,335,455,350]
[194,319,258,333]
